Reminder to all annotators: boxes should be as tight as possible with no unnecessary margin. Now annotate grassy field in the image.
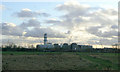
[2,51,119,70]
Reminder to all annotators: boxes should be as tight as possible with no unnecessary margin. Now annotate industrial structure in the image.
[36,33,93,51]
[44,33,47,45]
[36,33,54,49]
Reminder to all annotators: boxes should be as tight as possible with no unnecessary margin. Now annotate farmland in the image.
[2,51,120,70]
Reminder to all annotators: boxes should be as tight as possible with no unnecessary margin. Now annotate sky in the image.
[0,0,119,48]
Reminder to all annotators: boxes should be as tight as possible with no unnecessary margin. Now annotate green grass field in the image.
[2,51,120,70]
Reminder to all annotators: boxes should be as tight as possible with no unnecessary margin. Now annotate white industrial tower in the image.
[44,33,47,45]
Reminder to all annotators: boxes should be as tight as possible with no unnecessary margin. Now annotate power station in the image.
[36,33,93,51]
[36,33,53,49]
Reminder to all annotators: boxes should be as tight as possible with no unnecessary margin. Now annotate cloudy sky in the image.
[0,0,119,48]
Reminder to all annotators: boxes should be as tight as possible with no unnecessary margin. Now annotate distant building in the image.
[36,33,54,49]
[77,45,93,51]
[37,43,53,49]
[54,43,60,48]
[62,43,68,48]
[78,45,93,49]
[36,34,93,51]
[71,43,79,50]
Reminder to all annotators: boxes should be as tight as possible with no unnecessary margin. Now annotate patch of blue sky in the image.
[2,1,118,26]
[2,2,64,25]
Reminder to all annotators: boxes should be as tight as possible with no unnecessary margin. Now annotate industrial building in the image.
[36,33,54,49]
[36,33,93,51]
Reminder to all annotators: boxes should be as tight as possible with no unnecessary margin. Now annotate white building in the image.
[36,33,54,49]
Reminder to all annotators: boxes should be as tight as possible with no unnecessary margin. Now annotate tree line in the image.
[1,44,120,53]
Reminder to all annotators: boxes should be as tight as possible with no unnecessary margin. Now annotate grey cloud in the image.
[40,13,50,17]
[44,18,74,29]
[55,2,90,18]
[100,9,117,15]
[45,19,61,24]
[14,9,50,18]
[86,26,118,38]
[1,36,67,45]
[1,22,24,36]
[54,2,91,29]
[2,38,42,45]
[111,25,118,29]
[2,1,118,45]
[1,22,67,38]
[24,27,66,38]
[100,30,118,37]
[86,26,103,35]
[87,37,118,45]
[20,19,41,29]
[89,13,116,26]
[98,38,118,45]
[65,30,71,34]
[53,1,118,40]
[54,1,118,30]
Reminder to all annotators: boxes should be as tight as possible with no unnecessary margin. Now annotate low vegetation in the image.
[2,51,119,70]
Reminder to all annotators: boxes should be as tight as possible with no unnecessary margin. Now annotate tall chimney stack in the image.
[44,33,47,45]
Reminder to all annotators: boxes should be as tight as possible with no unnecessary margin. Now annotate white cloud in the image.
[53,1,118,45]
[22,8,32,11]
[1,1,118,46]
